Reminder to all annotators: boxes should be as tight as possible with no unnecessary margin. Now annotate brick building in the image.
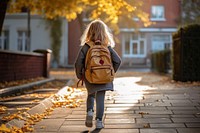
[68,0,181,67]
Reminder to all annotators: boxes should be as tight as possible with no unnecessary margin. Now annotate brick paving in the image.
[31,70,200,133]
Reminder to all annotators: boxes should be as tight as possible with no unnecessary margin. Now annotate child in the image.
[75,19,121,129]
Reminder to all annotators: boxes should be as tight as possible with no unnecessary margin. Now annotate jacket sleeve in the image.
[108,46,122,72]
[74,45,88,79]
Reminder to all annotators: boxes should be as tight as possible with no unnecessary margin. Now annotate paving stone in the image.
[140,129,177,133]
[136,118,172,123]
[105,103,144,108]
[185,123,200,127]
[33,119,65,132]
[58,125,91,132]
[49,114,70,119]
[171,103,199,106]
[71,110,86,115]
[142,115,170,118]
[6,119,25,128]
[145,102,171,107]
[171,115,195,118]
[177,128,200,133]
[105,114,141,119]
[105,103,144,107]
[100,129,139,133]
[105,100,115,103]
[105,118,135,124]
[139,99,162,103]
[49,108,72,118]
[172,118,200,123]
[143,94,167,99]
[135,110,173,115]
[114,97,143,101]
[166,94,189,100]
[140,107,167,110]
[150,123,185,128]
[172,110,200,115]
[63,120,85,125]
[105,110,134,114]
[167,106,197,110]
[106,107,139,110]
[105,123,147,129]
[163,100,192,104]
[114,100,139,104]
[66,114,85,119]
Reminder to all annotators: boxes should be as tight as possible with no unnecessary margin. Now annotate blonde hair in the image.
[80,19,115,47]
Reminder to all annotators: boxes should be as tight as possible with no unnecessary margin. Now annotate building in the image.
[118,0,180,67]
[1,0,180,68]
[1,13,69,67]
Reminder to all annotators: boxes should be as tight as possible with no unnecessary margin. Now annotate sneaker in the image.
[85,110,93,127]
[96,119,104,129]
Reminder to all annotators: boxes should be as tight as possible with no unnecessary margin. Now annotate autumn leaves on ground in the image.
[0,68,200,132]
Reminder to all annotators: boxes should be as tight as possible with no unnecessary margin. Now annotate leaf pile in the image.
[0,86,85,132]
[51,86,84,108]
[0,107,54,133]
[0,77,45,89]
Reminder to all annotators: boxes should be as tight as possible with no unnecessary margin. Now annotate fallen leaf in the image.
[0,124,11,132]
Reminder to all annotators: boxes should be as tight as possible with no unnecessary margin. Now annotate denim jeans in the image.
[87,90,106,121]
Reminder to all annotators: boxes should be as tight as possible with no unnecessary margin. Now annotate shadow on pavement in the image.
[81,128,102,133]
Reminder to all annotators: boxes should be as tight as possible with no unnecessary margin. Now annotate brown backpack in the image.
[84,41,114,84]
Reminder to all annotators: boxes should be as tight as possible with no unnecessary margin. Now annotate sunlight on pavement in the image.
[113,77,154,100]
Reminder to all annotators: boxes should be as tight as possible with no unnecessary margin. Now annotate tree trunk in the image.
[0,0,9,35]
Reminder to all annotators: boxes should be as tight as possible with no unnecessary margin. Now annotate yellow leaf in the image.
[0,124,11,132]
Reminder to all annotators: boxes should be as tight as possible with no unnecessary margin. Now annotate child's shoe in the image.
[95,119,104,129]
[85,110,93,127]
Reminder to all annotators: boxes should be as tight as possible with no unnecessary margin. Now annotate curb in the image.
[5,79,76,128]
[0,78,55,97]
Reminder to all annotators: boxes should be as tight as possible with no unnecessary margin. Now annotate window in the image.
[152,35,171,52]
[0,30,9,50]
[123,33,146,58]
[151,5,165,21]
[17,30,30,51]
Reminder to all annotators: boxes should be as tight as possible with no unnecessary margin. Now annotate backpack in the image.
[84,41,114,84]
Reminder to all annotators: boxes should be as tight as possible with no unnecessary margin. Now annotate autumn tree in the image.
[6,0,151,33]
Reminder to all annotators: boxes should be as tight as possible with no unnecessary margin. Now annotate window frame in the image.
[17,30,30,52]
[123,33,146,58]
[151,5,166,21]
[0,30,9,50]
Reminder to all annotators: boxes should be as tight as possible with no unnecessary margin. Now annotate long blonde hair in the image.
[80,19,115,47]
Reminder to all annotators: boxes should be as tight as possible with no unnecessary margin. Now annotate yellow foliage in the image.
[7,0,152,32]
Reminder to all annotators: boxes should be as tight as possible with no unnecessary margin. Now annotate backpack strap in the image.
[77,76,84,88]
[86,41,95,47]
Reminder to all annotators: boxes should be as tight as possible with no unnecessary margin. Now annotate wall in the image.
[0,50,50,82]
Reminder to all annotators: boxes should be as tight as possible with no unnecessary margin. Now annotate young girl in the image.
[75,19,121,129]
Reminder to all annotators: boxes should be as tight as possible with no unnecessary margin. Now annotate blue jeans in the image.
[87,90,106,121]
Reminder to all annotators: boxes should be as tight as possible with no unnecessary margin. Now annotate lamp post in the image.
[27,7,31,51]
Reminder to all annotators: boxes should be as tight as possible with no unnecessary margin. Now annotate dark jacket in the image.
[75,44,121,94]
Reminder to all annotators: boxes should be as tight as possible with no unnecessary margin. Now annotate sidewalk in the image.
[29,68,200,133]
